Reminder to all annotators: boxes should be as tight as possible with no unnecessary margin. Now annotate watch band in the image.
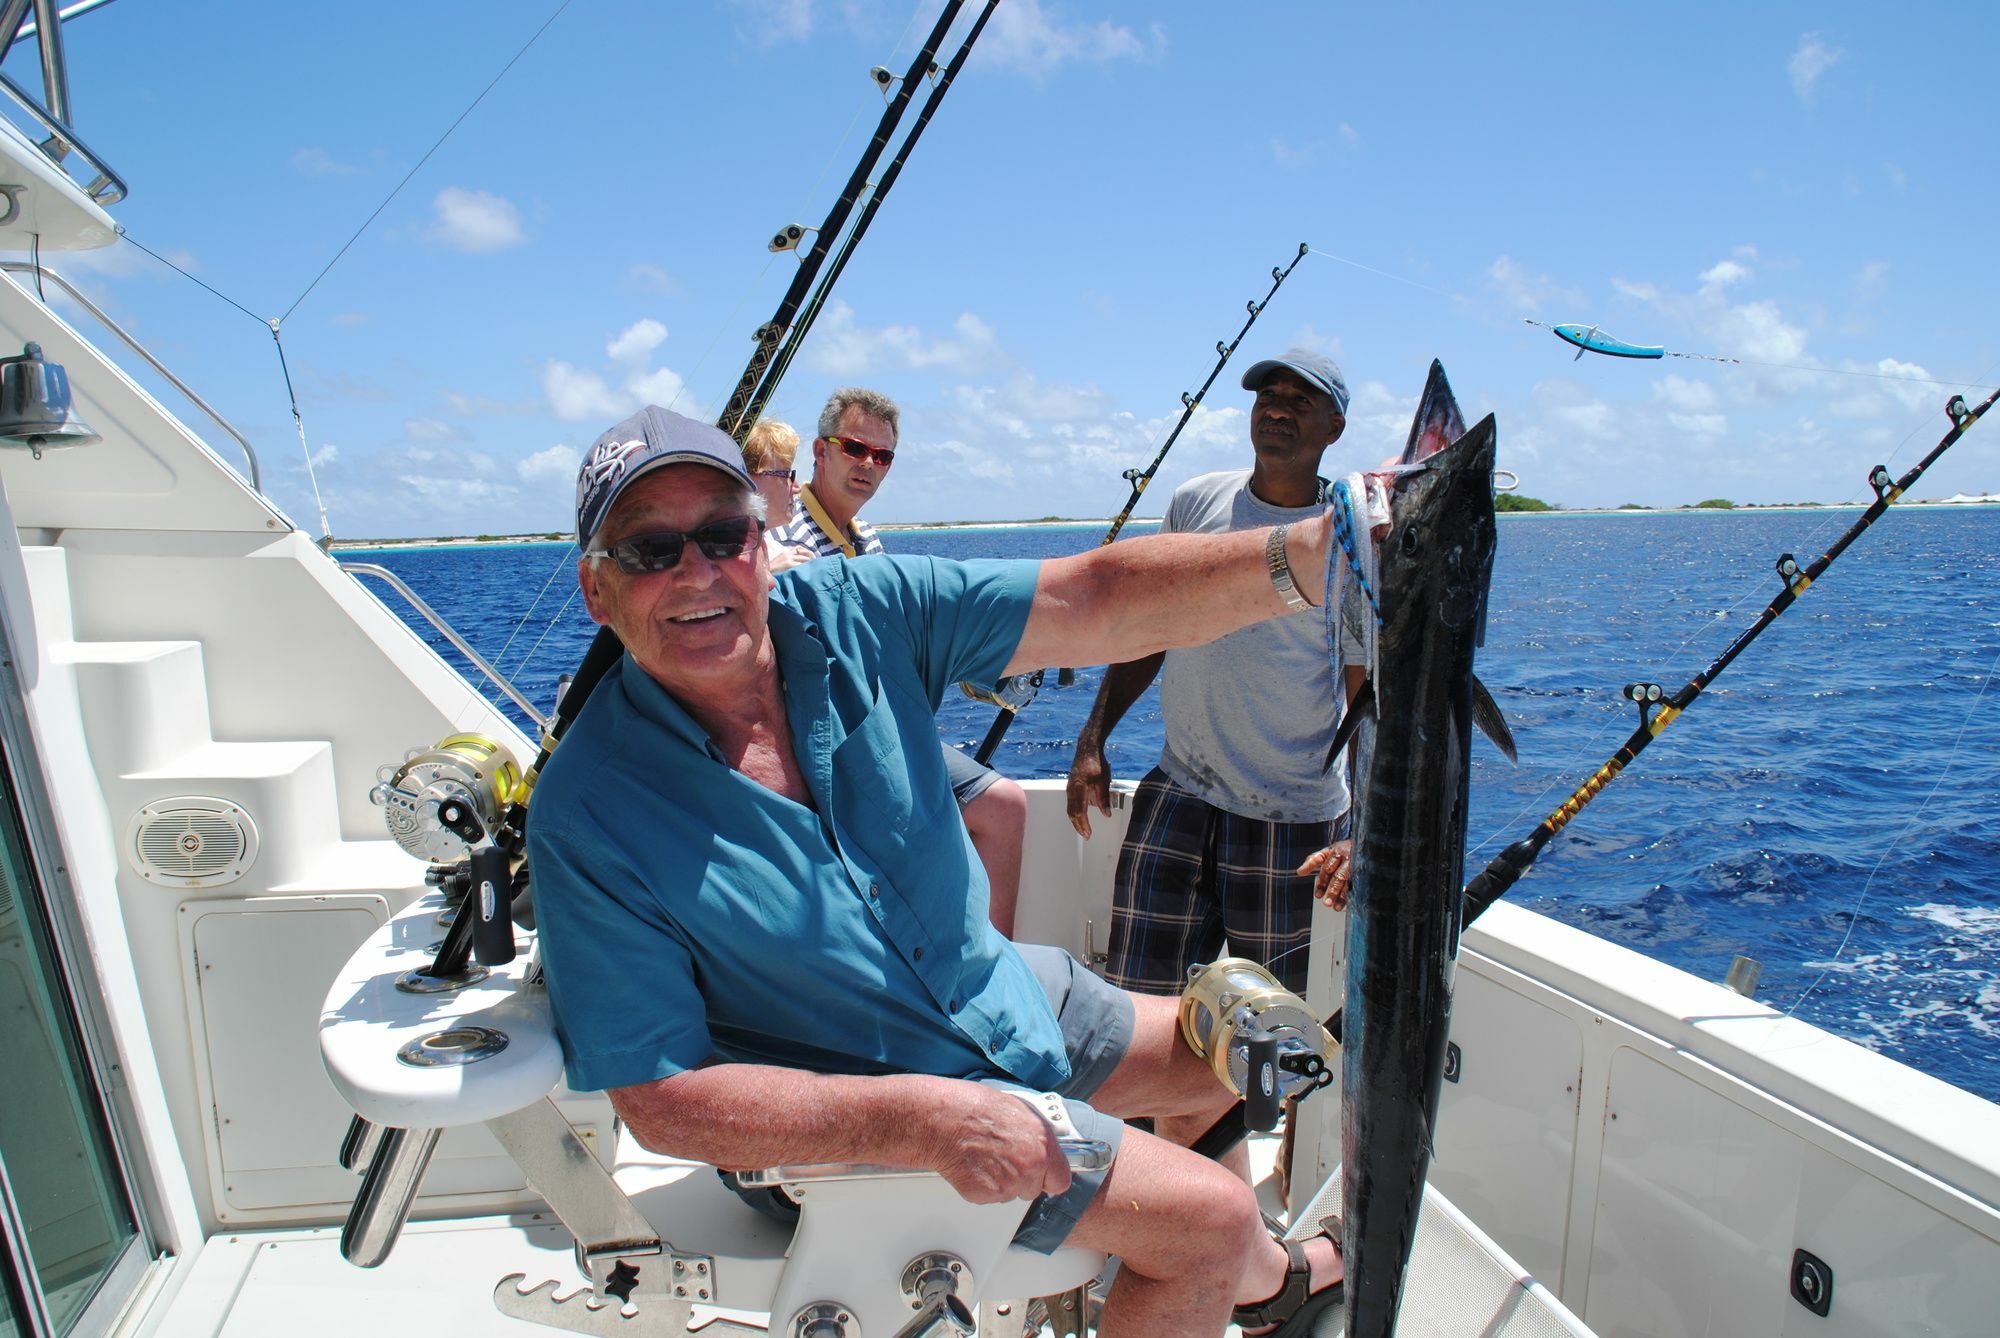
[1267,523,1311,612]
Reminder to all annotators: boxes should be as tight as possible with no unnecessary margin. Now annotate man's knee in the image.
[964,776,1026,839]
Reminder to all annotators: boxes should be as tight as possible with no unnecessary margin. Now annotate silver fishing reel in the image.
[1179,957,1337,1105]
[370,734,522,864]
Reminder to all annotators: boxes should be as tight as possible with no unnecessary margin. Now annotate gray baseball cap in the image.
[574,406,752,545]
[1240,348,1350,418]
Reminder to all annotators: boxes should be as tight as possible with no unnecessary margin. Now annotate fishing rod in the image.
[1459,385,1997,922]
[741,0,1000,430]
[1189,385,1999,1164]
[482,9,979,857]
[715,0,967,441]
[970,243,1312,765]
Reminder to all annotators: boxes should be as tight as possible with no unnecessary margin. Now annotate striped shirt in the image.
[771,491,884,558]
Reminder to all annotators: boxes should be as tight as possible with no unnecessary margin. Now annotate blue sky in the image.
[21,0,2000,537]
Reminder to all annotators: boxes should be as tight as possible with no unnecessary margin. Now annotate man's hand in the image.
[1066,739,1113,839]
[766,541,815,574]
[928,1084,1071,1205]
[1298,838,1355,910]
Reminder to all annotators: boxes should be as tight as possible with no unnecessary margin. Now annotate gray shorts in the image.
[941,742,1002,806]
[723,944,1134,1255]
[1006,942,1133,1253]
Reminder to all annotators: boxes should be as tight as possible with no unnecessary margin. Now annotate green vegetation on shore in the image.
[1495,494,1555,512]
[1691,498,1735,510]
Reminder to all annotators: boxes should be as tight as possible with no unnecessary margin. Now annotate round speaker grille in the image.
[128,799,258,887]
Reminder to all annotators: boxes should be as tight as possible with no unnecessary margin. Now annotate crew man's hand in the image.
[929,1084,1071,1205]
[1066,739,1113,839]
[1298,838,1355,910]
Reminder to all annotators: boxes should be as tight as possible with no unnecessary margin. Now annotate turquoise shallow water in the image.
[351,508,2000,1101]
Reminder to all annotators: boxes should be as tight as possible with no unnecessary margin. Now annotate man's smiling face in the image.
[579,464,773,699]
[1248,367,1345,465]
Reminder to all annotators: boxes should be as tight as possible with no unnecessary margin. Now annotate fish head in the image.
[1384,414,1499,642]
[1396,359,1468,468]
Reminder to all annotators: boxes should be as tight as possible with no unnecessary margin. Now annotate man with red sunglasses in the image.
[771,387,1034,936]
[533,404,1349,1337]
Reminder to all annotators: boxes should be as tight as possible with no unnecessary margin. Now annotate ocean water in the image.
[351,507,2000,1101]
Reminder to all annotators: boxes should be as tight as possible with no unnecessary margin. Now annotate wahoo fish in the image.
[1339,413,1499,1338]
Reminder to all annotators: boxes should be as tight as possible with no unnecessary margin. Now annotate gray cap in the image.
[1240,347,1349,418]
[575,405,752,545]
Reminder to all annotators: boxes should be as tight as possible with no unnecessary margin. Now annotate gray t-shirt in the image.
[1155,470,1366,822]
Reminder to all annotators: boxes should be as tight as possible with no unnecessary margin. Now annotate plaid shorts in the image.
[1106,767,1349,995]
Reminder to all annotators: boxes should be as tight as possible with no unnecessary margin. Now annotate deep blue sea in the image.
[350,508,2000,1101]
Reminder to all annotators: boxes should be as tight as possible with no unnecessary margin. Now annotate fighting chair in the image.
[319,888,1108,1338]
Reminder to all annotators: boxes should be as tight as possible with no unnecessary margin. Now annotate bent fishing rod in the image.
[482,7,986,857]
[716,0,968,440]
[1190,385,1999,1164]
[743,0,1000,431]
[1460,385,1996,923]
[971,242,1312,765]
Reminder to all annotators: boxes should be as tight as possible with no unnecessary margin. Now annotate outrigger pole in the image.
[484,3,986,856]
[1460,386,1997,923]
[971,243,1312,765]
[1189,386,1999,1164]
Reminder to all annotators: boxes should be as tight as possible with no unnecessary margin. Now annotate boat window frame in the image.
[0,587,162,1335]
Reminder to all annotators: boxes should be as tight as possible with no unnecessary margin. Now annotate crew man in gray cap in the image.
[1065,348,1366,1164]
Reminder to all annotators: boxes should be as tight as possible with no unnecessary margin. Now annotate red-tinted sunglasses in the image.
[826,435,896,468]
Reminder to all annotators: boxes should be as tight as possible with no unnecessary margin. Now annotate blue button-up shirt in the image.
[529,554,1067,1094]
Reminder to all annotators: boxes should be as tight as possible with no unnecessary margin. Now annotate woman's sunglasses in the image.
[584,515,765,574]
[826,435,896,468]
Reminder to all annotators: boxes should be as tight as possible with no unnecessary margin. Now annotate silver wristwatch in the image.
[1267,523,1310,612]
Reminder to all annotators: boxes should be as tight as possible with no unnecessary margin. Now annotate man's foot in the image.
[1232,1217,1343,1337]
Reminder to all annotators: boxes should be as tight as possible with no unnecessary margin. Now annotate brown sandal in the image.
[1231,1215,1343,1337]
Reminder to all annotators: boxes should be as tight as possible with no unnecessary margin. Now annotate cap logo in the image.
[579,436,650,503]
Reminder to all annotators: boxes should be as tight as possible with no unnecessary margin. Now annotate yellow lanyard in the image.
[798,483,858,558]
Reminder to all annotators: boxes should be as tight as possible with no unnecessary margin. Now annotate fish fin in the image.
[1323,678,1375,773]
[1471,674,1517,762]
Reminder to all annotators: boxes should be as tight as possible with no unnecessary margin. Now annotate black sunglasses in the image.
[584,515,765,574]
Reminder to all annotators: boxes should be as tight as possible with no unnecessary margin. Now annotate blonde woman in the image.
[743,419,807,571]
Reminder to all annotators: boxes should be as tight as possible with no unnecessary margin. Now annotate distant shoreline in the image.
[326,499,1998,551]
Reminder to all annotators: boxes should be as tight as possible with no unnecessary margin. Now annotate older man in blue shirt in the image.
[530,406,1346,1338]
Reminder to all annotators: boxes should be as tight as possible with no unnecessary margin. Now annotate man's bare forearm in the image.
[1007,518,1330,676]
[612,1065,961,1171]
[1078,653,1164,751]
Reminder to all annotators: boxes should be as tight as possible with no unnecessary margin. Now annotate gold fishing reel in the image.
[371,734,524,864]
[1179,957,1337,1104]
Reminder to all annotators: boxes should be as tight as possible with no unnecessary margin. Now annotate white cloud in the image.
[306,443,339,469]
[628,263,684,295]
[1653,375,1719,413]
[977,0,1161,76]
[544,322,702,423]
[1486,256,1585,314]
[804,301,1003,377]
[1271,138,1317,170]
[1788,34,1841,104]
[730,0,813,44]
[607,319,668,364]
[1698,258,1753,294]
[445,390,538,417]
[405,417,464,443]
[292,146,358,177]
[428,186,527,253]
[544,362,628,422]
[517,444,579,482]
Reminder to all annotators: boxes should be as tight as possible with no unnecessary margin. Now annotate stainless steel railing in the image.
[338,562,553,734]
[0,261,264,491]
[0,0,128,206]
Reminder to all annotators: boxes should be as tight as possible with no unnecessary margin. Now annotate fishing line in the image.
[1466,362,2000,863]
[281,0,575,322]
[491,542,583,676]
[1306,247,1458,303]
[1781,636,2000,1020]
